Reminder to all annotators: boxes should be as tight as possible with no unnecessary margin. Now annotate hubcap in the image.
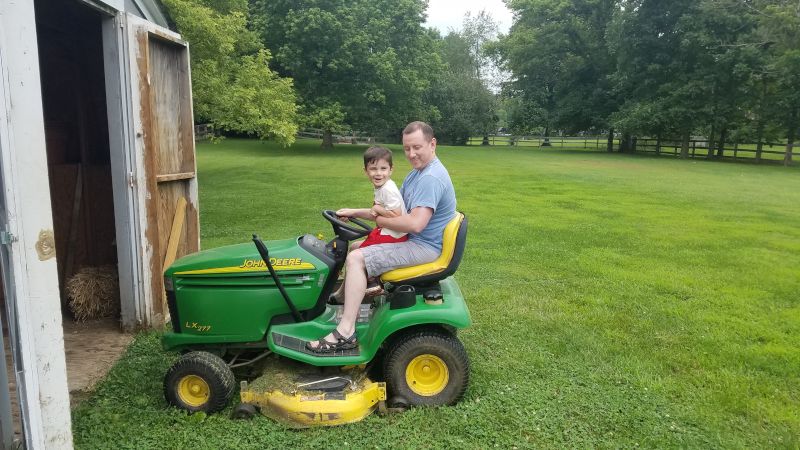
[405,354,449,396]
[178,375,210,407]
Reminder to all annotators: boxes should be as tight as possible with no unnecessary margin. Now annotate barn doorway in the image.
[34,0,133,402]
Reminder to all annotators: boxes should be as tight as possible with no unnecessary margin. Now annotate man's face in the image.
[402,130,436,170]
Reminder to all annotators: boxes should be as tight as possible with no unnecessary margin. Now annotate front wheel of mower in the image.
[164,351,235,414]
[383,330,469,407]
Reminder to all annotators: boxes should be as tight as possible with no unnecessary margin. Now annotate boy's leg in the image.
[330,240,365,302]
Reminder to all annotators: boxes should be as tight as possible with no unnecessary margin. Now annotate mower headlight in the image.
[164,276,174,292]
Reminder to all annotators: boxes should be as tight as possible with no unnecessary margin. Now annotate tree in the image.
[425,16,499,146]
[161,0,298,145]
[496,0,618,143]
[251,0,441,148]
[755,0,800,166]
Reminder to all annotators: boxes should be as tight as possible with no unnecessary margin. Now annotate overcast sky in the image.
[425,0,513,35]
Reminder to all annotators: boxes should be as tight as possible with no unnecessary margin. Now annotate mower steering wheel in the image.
[322,210,373,241]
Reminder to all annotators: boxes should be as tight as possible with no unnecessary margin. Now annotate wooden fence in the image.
[467,135,792,163]
[297,128,377,145]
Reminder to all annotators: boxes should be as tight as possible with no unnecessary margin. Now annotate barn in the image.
[0,0,198,447]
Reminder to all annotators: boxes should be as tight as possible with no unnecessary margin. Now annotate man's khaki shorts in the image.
[359,240,439,278]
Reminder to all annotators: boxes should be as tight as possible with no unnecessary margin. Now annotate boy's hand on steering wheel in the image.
[336,208,354,220]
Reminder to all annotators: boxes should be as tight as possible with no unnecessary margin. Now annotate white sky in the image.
[425,0,513,35]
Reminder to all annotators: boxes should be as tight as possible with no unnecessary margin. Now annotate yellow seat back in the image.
[381,212,465,283]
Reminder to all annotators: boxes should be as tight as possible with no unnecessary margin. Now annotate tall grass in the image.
[72,138,800,449]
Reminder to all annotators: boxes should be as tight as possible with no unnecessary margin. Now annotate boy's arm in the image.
[336,208,375,220]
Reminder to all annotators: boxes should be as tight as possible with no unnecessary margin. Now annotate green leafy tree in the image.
[496,0,618,145]
[251,0,441,148]
[162,0,298,145]
[756,0,800,165]
[427,22,498,145]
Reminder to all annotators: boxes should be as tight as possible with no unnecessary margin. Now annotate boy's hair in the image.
[402,121,434,141]
[363,146,393,168]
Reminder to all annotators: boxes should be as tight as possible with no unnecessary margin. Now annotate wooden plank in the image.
[61,164,83,308]
[161,196,186,319]
[156,172,194,183]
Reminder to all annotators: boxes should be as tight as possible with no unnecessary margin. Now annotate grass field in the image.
[72,138,799,448]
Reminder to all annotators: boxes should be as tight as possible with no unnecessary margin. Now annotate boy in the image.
[333,146,407,297]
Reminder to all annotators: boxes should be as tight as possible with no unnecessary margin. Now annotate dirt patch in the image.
[63,317,133,407]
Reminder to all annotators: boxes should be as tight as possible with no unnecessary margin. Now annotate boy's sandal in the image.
[306,329,358,353]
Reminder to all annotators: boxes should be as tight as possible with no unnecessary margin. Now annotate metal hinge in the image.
[128,171,136,188]
[0,231,16,245]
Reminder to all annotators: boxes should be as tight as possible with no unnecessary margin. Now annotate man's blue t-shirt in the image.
[400,157,456,252]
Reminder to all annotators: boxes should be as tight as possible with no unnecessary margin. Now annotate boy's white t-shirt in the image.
[374,179,407,238]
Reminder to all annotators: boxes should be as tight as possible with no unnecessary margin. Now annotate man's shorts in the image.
[359,240,439,278]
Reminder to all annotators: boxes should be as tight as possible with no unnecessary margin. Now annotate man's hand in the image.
[376,206,433,234]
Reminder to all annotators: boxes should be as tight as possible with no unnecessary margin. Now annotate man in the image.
[307,121,457,352]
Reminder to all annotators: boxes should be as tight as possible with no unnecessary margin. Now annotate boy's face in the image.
[365,158,393,188]
[402,129,436,170]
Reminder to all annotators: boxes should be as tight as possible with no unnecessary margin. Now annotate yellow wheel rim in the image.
[405,354,449,396]
[177,375,210,407]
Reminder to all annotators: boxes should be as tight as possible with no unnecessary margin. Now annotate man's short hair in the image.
[364,146,393,168]
[403,121,434,142]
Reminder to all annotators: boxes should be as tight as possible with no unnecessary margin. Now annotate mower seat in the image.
[380,212,467,286]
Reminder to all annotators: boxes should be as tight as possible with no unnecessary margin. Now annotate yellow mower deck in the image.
[238,358,386,427]
[240,379,385,427]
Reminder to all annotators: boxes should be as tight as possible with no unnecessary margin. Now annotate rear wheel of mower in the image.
[164,351,235,413]
[383,330,469,407]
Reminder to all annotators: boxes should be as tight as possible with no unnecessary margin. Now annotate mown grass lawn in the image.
[72,138,800,449]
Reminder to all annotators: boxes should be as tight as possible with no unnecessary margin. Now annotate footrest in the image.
[272,332,360,358]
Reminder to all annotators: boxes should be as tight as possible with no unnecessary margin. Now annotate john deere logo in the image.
[239,258,304,268]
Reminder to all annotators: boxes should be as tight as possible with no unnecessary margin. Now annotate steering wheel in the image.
[322,210,373,241]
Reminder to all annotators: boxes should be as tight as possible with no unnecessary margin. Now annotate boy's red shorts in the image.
[359,227,408,248]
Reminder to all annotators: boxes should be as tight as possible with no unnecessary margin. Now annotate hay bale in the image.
[66,265,119,321]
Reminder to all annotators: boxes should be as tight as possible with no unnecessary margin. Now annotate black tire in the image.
[383,329,469,407]
[164,351,235,414]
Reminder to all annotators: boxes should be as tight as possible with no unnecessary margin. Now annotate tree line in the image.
[162,0,495,148]
[493,0,799,165]
[162,0,798,165]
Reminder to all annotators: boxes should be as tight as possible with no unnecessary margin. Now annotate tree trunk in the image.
[716,126,727,158]
[321,130,334,149]
[755,121,764,163]
[607,128,614,152]
[481,135,490,146]
[680,131,690,158]
[619,131,630,153]
[707,123,716,158]
[655,133,661,155]
[785,108,797,167]
[541,125,551,146]
[755,76,767,163]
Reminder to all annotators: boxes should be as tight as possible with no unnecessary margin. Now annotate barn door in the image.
[126,14,199,324]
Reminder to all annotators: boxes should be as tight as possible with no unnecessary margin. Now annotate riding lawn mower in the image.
[161,210,470,427]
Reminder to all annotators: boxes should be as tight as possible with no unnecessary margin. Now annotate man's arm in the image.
[371,204,402,218]
[376,206,432,234]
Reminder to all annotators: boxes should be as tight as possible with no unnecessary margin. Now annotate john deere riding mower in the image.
[161,210,470,427]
